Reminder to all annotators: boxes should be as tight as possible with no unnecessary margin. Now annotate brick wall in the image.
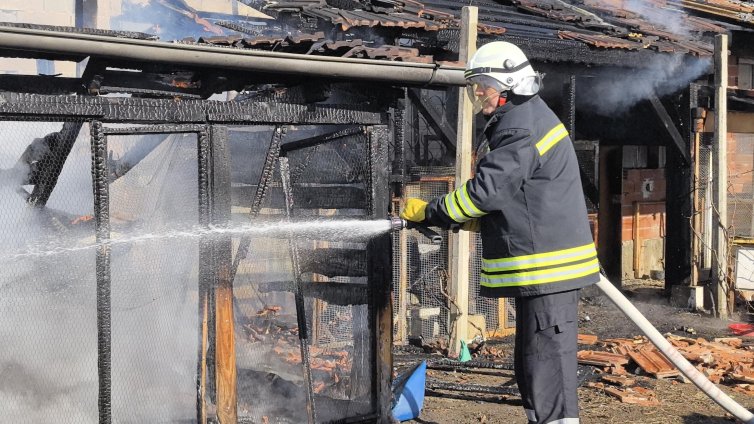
[621,168,666,241]
[728,133,754,238]
[621,168,666,278]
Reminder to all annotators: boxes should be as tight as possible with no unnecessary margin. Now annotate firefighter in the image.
[401,41,599,424]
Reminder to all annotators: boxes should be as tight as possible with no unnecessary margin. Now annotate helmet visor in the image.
[465,75,506,114]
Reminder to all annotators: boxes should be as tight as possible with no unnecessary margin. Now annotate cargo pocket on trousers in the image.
[534,304,577,360]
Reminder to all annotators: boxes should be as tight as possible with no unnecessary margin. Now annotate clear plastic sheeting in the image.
[107,133,199,422]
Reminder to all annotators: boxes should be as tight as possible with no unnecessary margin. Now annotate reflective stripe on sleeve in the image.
[443,181,487,223]
[536,123,568,156]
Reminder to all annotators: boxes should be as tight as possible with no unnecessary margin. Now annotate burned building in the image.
[0,0,753,423]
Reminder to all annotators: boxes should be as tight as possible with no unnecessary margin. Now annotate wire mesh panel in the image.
[229,125,375,422]
[0,120,98,424]
[402,181,451,342]
[468,232,516,338]
[698,144,713,268]
[393,177,517,344]
[106,131,199,422]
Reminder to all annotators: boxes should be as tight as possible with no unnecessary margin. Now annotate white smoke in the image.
[622,0,694,38]
[580,54,712,116]
[0,123,199,423]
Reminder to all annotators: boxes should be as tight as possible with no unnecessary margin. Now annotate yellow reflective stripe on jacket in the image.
[443,182,487,223]
[480,258,600,287]
[443,192,466,222]
[457,184,485,218]
[482,243,596,272]
[535,123,568,156]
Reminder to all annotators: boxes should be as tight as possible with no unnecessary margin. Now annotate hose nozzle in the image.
[389,217,443,244]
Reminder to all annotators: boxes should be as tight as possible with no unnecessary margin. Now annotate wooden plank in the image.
[448,5,477,357]
[397,199,409,344]
[211,126,237,424]
[601,375,636,386]
[577,350,630,367]
[367,125,394,422]
[603,386,660,406]
[578,334,599,345]
[714,34,730,319]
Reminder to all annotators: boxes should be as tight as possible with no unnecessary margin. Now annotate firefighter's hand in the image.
[400,198,428,223]
[461,219,480,232]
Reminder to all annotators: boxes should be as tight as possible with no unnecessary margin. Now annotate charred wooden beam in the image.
[649,94,691,165]
[254,280,369,305]
[91,121,112,424]
[0,74,80,95]
[426,380,520,396]
[197,125,211,424]
[300,248,367,277]
[280,126,365,154]
[92,70,203,98]
[366,125,393,420]
[407,88,456,153]
[27,121,84,207]
[231,126,285,283]
[0,92,385,125]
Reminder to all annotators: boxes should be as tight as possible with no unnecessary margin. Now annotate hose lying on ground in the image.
[596,274,754,423]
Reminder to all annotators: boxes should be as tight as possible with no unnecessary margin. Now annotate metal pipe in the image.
[0,25,466,87]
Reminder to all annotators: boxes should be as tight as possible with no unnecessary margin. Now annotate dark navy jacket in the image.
[425,95,599,298]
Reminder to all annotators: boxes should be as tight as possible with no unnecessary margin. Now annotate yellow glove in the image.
[461,219,480,233]
[400,198,428,223]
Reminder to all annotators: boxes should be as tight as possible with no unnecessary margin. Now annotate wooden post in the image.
[713,34,729,319]
[448,6,477,356]
[633,202,641,279]
[211,126,237,424]
[397,198,409,344]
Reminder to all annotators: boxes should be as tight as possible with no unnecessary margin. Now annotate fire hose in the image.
[595,274,754,423]
[388,219,754,422]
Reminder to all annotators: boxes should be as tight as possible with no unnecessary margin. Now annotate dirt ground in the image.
[396,280,754,423]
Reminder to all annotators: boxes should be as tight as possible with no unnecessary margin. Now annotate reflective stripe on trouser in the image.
[481,243,599,288]
[515,290,580,424]
[526,413,579,424]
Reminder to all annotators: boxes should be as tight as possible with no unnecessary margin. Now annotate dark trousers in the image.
[514,290,580,424]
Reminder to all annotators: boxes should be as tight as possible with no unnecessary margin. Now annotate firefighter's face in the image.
[474,84,501,116]
[467,76,504,116]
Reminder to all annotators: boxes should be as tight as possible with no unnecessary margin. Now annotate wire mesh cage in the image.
[228,125,379,422]
[0,89,393,424]
[392,177,516,344]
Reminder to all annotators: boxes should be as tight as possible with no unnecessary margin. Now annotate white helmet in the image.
[465,41,542,97]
